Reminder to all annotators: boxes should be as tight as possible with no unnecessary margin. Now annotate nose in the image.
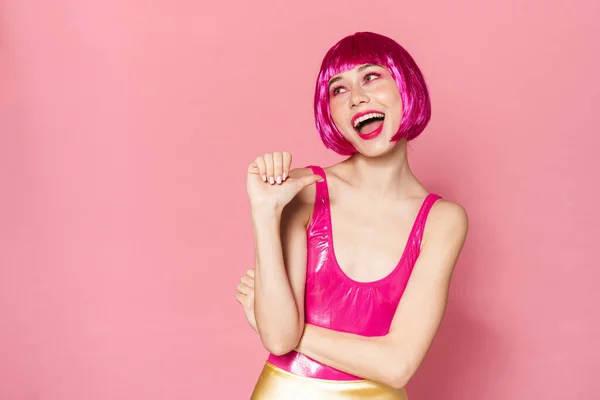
[349,86,369,108]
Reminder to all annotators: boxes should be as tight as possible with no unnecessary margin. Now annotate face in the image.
[328,63,403,156]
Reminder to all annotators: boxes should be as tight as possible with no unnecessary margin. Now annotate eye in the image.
[364,72,381,82]
[331,85,347,96]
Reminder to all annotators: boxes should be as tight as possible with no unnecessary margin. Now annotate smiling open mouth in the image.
[353,112,385,135]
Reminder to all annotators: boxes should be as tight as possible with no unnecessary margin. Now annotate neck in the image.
[342,140,419,198]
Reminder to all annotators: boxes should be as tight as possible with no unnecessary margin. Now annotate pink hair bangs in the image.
[314,32,431,155]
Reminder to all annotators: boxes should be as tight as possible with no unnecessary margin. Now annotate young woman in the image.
[236,32,468,399]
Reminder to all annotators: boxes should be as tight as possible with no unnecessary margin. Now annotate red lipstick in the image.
[351,110,382,128]
[351,110,385,140]
[357,121,384,140]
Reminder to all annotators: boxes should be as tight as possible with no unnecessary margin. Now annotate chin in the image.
[353,138,399,158]
[353,126,400,155]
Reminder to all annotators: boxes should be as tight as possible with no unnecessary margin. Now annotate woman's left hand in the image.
[236,269,258,333]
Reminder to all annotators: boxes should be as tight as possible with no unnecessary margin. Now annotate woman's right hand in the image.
[246,152,322,211]
[236,268,258,333]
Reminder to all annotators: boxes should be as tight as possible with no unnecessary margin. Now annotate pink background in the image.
[1,0,598,399]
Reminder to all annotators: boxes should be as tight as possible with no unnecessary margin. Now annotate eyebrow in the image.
[328,64,380,89]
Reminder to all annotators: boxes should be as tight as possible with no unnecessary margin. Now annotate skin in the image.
[238,63,469,389]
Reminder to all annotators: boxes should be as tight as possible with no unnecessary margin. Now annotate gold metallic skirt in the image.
[250,362,408,399]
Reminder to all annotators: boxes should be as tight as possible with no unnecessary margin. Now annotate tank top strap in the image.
[305,165,329,227]
[411,193,443,252]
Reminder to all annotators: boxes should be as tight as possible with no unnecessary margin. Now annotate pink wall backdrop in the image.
[1,0,598,399]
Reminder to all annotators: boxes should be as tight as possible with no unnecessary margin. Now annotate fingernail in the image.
[276,176,282,184]
[283,172,287,180]
[262,175,266,182]
[269,176,274,184]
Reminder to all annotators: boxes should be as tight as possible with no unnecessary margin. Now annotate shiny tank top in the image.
[267,165,442,380]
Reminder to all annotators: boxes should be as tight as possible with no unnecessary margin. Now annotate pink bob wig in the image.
[314,32,431,155]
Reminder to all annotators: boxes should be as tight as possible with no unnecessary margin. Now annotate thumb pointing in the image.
[295,174,324,191]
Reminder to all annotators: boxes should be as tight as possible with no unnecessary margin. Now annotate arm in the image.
[252,168,315,355]
[295,200,469,388]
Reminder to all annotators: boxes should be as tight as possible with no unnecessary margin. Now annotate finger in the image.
[236,292,246,304]
[282,152,292,181]
[273,152,283,184]
[247,268,255,278]
[255,157,267,182]
[248,160,259,175]
[241,275,254,289]
[295,174,324,192]
[237,282,252,295]
[238,293,252,309]
[264,153,274,184]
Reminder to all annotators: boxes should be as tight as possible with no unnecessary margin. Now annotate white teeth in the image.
[353,112,385,128]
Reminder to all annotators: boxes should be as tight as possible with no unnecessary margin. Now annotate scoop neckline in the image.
[316,168,432,286]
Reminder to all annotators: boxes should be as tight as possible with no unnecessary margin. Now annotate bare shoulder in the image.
[425,198,469,243]
[414,198,469,278]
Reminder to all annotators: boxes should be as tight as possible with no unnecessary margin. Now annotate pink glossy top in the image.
[267,165,442,380]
